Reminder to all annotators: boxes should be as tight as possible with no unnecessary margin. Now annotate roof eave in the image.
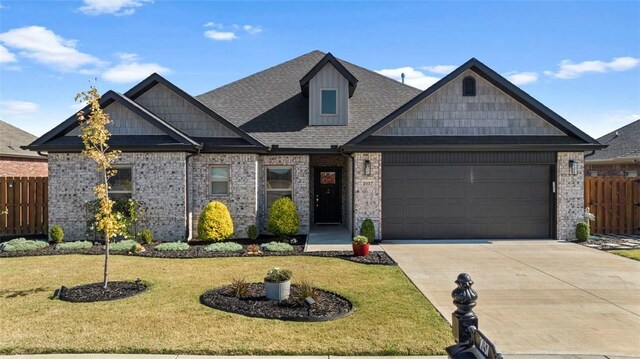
[341,143,606,153]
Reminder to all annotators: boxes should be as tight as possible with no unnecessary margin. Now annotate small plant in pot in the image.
[264,267,292,301]
[352,235,370,256]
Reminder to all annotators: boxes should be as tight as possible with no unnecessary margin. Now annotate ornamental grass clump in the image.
[155,242,190,251]
[50,225,64,244]
[267,197,299,239]
[229,277,250,298]
[0,238,49,252]
[108,239,138,252]
[264,267,292,283]
[203,242,243,253]
[260,241,294,252]
[56,241,93,251]
[197,201,234,241]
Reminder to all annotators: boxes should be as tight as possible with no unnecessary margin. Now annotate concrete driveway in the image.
[382,240,640,356]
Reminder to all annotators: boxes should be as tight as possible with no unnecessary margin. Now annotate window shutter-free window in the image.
[210,166,230,195]
[321,89,337,115]
[108,166,133,200]
[266,166,293,208]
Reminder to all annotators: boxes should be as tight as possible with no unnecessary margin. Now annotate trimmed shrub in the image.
[155,242,190,251]
[138,229,153,244]
[576,222,590,242]
[246,225,259,240]
[204,242,243,253]
[265,267,292,282]
[197,201,234,241]
[260,241,293,252]
[50,225,64,244]
[359,219,375,243]
[352,235,369,244]
[109,239,138,251]
[267,197,299,238]
[0,238,48,252]
[56,241,93,251]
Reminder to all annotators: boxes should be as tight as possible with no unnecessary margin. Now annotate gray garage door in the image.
[382,153,554,239]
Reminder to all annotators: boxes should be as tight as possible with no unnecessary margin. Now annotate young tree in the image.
[76,84,122,289]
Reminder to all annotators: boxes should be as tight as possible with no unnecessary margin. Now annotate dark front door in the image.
[314,167,342,224]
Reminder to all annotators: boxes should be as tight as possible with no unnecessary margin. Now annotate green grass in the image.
[609,249,640,261]
[0,255,452,355]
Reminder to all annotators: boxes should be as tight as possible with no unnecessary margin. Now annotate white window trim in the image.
[108,165,133,197]
[320,88,338,116]
[209,165,231,196]
[265,165,294,209]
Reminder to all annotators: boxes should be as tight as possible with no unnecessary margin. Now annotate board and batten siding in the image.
[66,102,165,136]
[135,83,239,138]
[375,69,565,136]
[308,64,349,126]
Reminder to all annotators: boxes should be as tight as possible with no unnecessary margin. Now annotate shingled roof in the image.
[0,120,43,159]
[587,119,640,162]
[196,50,421,149]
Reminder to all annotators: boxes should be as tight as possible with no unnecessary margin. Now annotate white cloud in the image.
[204,30,237,41]
[0,26,105,72]
[0,100,38,116]
[243,25,262,35]
[545,56,640,79]
[0,44,16,63]
[102,56,169,83]
[421,64,457,75]
[376,67,440,90]
[504,71,539,85]
[78,0,152,16]
[204,22,222,28]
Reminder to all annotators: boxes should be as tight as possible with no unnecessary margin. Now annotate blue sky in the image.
[1,0,639,139]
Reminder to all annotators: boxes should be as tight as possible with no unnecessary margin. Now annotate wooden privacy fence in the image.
[0,177,48,236]
[585,176,640,235]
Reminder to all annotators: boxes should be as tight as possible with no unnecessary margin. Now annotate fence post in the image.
[451,273,478,344]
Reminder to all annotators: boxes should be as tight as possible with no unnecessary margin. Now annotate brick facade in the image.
[0,157,48,177]
[353,152,382,239]
[556,152,585,241]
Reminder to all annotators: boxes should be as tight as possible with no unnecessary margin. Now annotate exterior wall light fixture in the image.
[364,159,372,176]
[569,160,578,176]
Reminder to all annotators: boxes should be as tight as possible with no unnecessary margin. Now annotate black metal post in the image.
[451,273,478,344]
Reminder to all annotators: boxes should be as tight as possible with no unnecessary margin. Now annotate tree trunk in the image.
[103,171,109,289]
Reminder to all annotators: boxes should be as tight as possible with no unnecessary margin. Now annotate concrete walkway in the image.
[382,240,640,356]
[305,225,382,252]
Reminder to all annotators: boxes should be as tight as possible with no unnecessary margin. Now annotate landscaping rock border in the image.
[57,281,147,302]
[578,234,640,250]
[200,283,353,322]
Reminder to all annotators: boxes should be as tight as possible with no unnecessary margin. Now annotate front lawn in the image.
[0,255,452,355]
[609,249,640,261]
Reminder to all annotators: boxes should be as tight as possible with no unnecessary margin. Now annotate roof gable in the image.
[26,90,200,150]
[300,52,358,98]
[348,58,601,146]
[125,73,265,148]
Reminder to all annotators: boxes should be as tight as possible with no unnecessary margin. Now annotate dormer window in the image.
[321,89,337,115]
[462,76,476,96]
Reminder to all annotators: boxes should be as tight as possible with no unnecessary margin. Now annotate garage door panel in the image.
[382,163,552,239]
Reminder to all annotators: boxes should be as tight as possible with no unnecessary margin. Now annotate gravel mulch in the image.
[200,283,353,321]
[578,234,640,250]
[58,281,147,302]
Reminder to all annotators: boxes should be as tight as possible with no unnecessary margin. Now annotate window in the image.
[321,89,337,115]
[625,170,638,178]
[108,166,132,200]
[266,166,293,208]
[462,76,476,96]
[210,166,230,195]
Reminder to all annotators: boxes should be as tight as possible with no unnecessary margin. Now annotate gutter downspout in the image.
[339,148,355,237]
[185,145,203,241]
[37,151,48,158]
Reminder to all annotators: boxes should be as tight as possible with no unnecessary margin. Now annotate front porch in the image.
[305,225,383,252]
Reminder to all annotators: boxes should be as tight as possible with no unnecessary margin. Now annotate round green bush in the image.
[50,225,64,244]
[155,242,190,251]
[246,224,259,240]
[203,242,243,253]
[138,229,153,244]
[575,222,590,242]
[197,201,234,241]
[359,218,375,243]
[260,241,293,252]
[267,197,299,238]
[56,241,93,251]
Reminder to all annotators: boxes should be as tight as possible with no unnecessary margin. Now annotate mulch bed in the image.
[57,281,147,302]
[200,283,353,321]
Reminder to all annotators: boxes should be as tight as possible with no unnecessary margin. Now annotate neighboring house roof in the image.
[197,50,422,149]
[586,119,640,163]
[346,58,601,149]
[0,120,45,159]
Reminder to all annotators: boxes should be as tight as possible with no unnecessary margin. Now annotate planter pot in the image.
[264,279,291,301]
[352,243,370,257]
